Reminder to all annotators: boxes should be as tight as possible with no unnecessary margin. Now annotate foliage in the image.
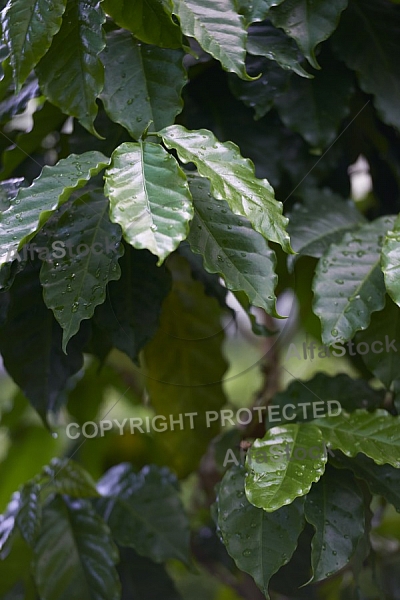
[0,0,400,598]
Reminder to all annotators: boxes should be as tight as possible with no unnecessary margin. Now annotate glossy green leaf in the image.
[304,467,365,582]
[276,59,354,148]
[0,178,25,212]
[187,174,279,316]
[247,22,312,77]
[287,189,364,257]
[15,483,41,547]
[102,0,182,48]
[94,245,171,364]
[332,0,400,131]
[312,216,395,345]
[40,189,123,352]
[105,141,193,265]
[355,296,400,388]
[1,0,67,89]
[270,0,348,69]
[97,464,190,565]
[34,496,120,600]
[229,55,290,120]
[217,466,305,598]
[268,373,384,431]
[238,0,286,25]
[160,125,292,253]
[172,0,252,80]
[36,0,105,136]
[41,458,99,498]
[245,423,327,512]
[314,409,400,468]
[334,453,400,513]
[143,255,228,476]
[0,151,110,268]
[0,261,86,419]
[100,30,186,140]
[382,214,400,305]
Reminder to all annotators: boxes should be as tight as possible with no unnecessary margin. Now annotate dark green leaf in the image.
[304,467,365,581]
[217,466,305,598]
[97,464,190,565]
[36,0,105,136]
[0,73,39,123]
[100,30,186,139]
[15,483,41,547]
[41,458,99,498]
[238,0,286,25]
[382,214,400,306]
[1,0,67,89]
[34,496,120,600]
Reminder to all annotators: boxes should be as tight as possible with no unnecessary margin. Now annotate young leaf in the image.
[104,141,193,265]
[172,0,252,80]
[332,0,400,131]
[94,245,171,364]
[97,464,190,565]
[355,296,400,389]
[102,0,182,48]
[143,255,228,477]
[159,125,292,253]
[1,0,67,90]
[33,496,120,600]
[269,0,349,69]
[304,467,365,582]
[245,423,327,512]
[36,0,105,136]
[217,466,305,599]
[381,214,400,306]
[187,174,280,317]
[0,151,110,268]
[276,59,354,148]
[247,22,312,78]
[312,216,395,345]
[100,31,186,140]
[40,189,123,352]
[314,409,400,468]
[287,189,364,257]
[0,261,86,419]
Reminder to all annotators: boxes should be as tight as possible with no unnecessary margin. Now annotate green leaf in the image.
[304,467,365,582]
[0,72,39,123]
[94,245,171,364]
[187,174,280,317]
[312,216,395,345]
[382,214,400,306]
[287,188,364,257]
[104,141,193,265]
[172,0,252,80]
[15,483,41,547]
[314,409,400,468]
[100,30,187,139]
[269,0,348,69]
[0,493,20,557]
[0,178,25,212]
[36,0,105,136]
[247,22,312,78]
[41,458,99,498]
[0,151,110,268]
[102,0,182,48]
[40,189,123,352]
[332,0,400,131]
[143,254,228,477]
[276,59,354,148]
[0,261,86,419]
[268,373,384,430]
[333,453,400,513]
[238,0,286,25]
[1,0,67,90]
[229,55,290,120]
[217,466,305,598]
[355,296,400,389]
[97,464,190,565]
[34,496,120,600]
[159,125,292,253]
[245,423,327,512]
